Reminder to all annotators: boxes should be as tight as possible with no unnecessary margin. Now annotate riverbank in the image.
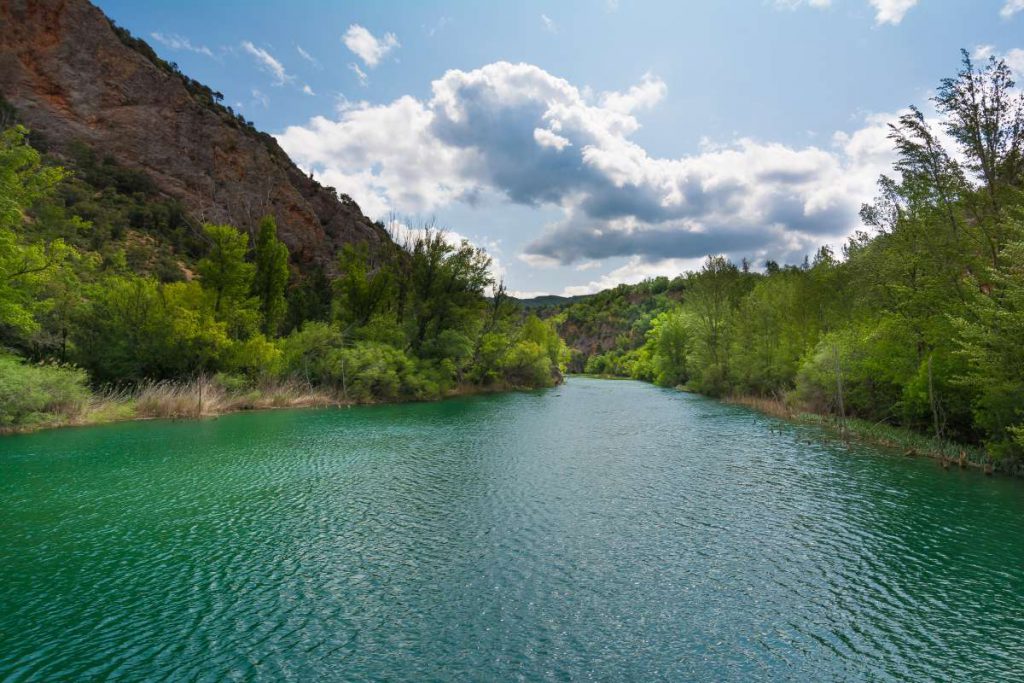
[723,394,1022,477]
[562,374,1017,478]
[0,377,549,436]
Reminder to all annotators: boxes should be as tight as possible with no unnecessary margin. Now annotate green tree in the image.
[197,223,254,315]
[334,242,393,328]
[251,215,290,336]
[0,126,73,342]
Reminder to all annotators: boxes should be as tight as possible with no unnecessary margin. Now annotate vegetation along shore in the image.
[527,53,1024,476]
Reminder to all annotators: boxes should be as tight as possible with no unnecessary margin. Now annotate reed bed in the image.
[133,377,337,419]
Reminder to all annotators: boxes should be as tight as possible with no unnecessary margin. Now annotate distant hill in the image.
[518,278,685,372]
[512,293,592,309]
[0,0,389,268]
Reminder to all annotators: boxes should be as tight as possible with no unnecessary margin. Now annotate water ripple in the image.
[2,378,1024,681]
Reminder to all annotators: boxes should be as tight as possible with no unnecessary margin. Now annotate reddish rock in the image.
[0,0,389,267]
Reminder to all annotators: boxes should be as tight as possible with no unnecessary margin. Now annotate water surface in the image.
[2,378,1023,680]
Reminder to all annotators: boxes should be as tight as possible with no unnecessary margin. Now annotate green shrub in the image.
[0,354,90,427]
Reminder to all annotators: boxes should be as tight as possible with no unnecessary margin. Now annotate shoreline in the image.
[723,394,1023,478]
[0,380,548,438]
[564,375,1019,479]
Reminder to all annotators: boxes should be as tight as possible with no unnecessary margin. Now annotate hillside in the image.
[0,0,388,268]
[525,279,684,372]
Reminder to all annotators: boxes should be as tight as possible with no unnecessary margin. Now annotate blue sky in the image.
[96,0,1024,296]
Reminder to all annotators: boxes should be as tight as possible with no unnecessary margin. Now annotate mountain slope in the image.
[0,0,387,266]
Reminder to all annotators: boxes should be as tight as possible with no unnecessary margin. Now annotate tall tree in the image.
[197,223,254,315]
[251,215,290,336]
[0,126,71,342]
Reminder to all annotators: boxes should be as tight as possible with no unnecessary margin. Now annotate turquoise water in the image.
[1,377,1023,681]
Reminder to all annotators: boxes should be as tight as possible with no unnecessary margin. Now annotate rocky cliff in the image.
[0,0,388,266]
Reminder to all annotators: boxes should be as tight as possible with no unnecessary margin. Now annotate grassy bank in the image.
[723,394,1021,477]
[0,376,548,436]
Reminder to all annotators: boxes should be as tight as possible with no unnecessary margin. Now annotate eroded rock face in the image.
[0,0,389,266]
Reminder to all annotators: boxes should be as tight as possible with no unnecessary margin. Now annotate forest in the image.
[0,111,566,430]
[539,52,1024,464]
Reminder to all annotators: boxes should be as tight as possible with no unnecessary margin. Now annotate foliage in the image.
[0,126,72,341]
[252,215,290,335]
[536,51,1024,466]
[0,353,90,427]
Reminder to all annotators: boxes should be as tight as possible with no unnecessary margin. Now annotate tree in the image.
[683,256,744,394]
[197,223,254,314]
[251,215,290,336]
[0,126,72,342]
[954,237,1024,459]
[334,242,393,328]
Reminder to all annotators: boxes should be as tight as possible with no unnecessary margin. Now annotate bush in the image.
[0,354,90,427]
[502,341,554,387]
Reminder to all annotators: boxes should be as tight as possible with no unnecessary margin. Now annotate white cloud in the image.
[534,127,572,151]
[279,94,477,218]
[606,0,621,11]
[541,14,557,33]
[973,44,996,60]
[562,256,708,296]
[776,0,918,23]
[972,45,1024,79]
[1001,0,1024,19]
[868,0,918,25]
[150,32,214,57]
[1004,48,1024,78]
[773,0,832,8]
[251,88,269,108]
[277,61,899,272]
[296,45,320,68]
[302,84,316,96]
[599,72,667,113]
[241,41,291,85]
[342,24,399,67]
[349,63,369,86]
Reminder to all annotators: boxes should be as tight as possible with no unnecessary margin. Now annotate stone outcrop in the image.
[0,0,389,266]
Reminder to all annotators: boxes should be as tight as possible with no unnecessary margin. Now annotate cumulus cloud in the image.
[343,24,399,67]
[150,32,214,57]
[278,61,898,270]
[302,84,316,96]
[241,41,291,85]
[599,72,667,113]
[868,0,918,25]
[1002,0,1024,18]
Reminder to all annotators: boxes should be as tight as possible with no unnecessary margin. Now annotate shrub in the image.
[0,354,90,427]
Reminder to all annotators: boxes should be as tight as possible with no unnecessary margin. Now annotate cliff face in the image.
[0,0,388,266]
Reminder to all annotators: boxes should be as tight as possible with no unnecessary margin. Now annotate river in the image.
[2,377,1023,681]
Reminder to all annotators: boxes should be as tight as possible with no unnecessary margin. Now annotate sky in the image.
[95,0,1024,297]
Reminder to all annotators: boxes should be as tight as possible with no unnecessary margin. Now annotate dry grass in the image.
[3,375,534,436]
[133,377,336,419]
[725,394,795,420]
